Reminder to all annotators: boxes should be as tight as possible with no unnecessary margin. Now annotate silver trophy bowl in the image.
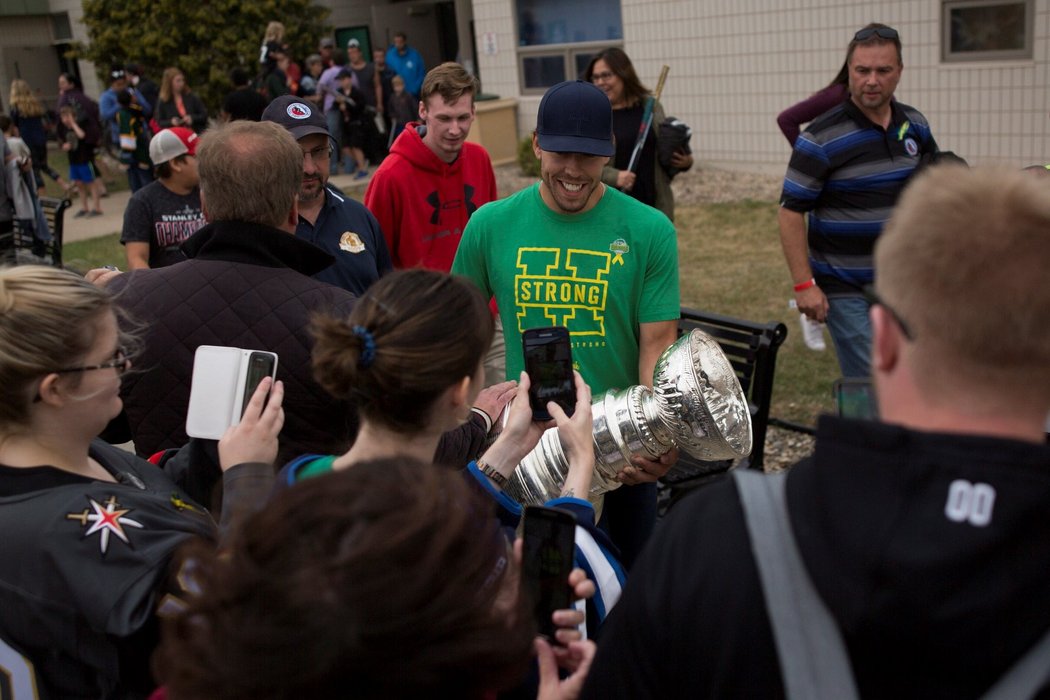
[503,329,753,509]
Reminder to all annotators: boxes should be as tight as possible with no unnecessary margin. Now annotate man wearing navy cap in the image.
[452,80,681,567]
[263,95,391,295]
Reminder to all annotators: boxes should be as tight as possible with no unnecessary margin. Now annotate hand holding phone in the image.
[186,346,279,440]
[217,376,285,471]
[522,326,576,422]
[522,505,577,641]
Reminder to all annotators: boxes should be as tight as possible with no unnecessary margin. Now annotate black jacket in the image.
[583,416,1050,699]
[110,220,358,466]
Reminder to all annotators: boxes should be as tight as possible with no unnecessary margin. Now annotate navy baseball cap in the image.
[262,95,330,141]
[536,80,614,157]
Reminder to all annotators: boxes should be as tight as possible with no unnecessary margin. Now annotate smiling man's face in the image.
[532,135,608,216]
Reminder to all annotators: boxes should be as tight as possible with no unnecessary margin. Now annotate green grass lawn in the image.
[62,233,124,273]
[675,199,839,426]
[63,195,838,427]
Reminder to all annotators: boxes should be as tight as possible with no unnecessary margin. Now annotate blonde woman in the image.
[0,265,283,698]
[8,78,68,193]
[155,68,208,133]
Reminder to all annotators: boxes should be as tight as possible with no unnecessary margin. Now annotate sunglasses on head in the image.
[854,26,899,42]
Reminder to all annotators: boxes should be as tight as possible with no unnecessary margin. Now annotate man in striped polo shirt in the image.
[778,23,937,378]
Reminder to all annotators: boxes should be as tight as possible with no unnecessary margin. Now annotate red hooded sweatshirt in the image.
[364,122,498,271]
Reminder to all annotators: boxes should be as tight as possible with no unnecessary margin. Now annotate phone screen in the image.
[523,327,576,422]
[240,351,276,416]
[522,506,577,640]
[835,378,878,420]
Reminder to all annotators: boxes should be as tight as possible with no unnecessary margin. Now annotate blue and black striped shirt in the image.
[780,99,937,296]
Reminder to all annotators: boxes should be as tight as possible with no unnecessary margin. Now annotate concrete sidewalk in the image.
[62,172,373,245]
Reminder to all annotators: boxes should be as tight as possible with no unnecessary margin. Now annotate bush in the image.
[517,136,540,177]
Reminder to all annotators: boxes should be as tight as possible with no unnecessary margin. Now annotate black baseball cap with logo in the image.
[262,95,330,141]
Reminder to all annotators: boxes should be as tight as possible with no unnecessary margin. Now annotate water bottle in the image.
[788,299,826,351]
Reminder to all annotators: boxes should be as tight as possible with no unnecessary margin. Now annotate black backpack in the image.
[657,116,692,179]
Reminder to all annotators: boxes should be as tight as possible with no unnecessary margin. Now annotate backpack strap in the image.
[733,469,860,700]
[980,625,1050,700]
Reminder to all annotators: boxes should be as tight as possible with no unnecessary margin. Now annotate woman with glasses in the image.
[583,48,693,222]
[0,265,284,698]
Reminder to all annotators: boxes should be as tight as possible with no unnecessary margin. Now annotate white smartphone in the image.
[185,345,278,440]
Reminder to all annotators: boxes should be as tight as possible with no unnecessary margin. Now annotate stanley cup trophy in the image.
[504,329,753,509]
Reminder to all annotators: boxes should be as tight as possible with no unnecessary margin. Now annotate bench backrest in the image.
[0,197,68,268]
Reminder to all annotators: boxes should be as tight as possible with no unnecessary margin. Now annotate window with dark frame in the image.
[941,0,1033,62]
[516,0,622,93]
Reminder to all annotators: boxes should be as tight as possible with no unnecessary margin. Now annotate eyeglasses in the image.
[54,347,131,376]
[863,286,913,340]
[853,26,899,42]
[590,71,616,83]
[301,144,332,163]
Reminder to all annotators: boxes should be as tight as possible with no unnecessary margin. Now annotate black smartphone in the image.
[834,377,878,420]
[522,326,576,422]
[522,505,577,641]
[240,351,277,417]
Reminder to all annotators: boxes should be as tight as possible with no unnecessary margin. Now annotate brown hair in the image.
[311,269,494,433]
[420,62,479,110]
[156,458,532,699]
[583,47,649,108]
[158,67,189,103]
[876,165,1050,405]
[0,266,120,431]
[196,120,302,228]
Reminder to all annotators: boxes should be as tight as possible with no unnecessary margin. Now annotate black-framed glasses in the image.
[590,71,616,83]
[54,347,131,376]
[863,286,913,340]
[854,26,899,42]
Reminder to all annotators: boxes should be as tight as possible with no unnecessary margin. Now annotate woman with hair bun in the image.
[0,265,284,698]
[280,268,626,635]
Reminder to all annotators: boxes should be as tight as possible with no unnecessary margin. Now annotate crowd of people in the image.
[1,18,1048,700]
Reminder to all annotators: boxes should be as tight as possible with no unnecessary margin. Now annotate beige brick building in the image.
[4,0,1046,171]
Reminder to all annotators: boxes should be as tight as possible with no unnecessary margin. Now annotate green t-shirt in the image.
[452,183,680,394]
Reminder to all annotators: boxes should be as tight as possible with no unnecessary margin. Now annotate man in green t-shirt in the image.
[452,80,680,567]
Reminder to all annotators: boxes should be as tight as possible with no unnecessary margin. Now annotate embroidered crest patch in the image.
[339,231,366,253]
[67,496,144,554]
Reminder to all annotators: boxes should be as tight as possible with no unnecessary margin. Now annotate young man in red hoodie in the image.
[364,61,503,383]
[364,61,495,272]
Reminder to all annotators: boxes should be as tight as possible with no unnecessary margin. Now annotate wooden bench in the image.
[659,307,788,494]
[0,196,69,268]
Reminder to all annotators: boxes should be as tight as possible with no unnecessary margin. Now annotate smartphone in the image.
[834,377,878,421]
[522,326,576,422]
[185,346,278,439]
[522,505,577,641]
[240,351,277,417]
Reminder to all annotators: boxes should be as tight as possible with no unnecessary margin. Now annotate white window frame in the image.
[941,0,1034,62]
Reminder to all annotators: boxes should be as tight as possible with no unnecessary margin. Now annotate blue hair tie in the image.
[351,325,376,368]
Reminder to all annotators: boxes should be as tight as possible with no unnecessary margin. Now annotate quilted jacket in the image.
[109,219,359,465]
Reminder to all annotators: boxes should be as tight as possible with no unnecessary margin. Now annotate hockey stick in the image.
[625,64,670,174]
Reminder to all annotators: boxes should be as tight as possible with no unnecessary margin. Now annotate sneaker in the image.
[74,209,89,218]
[87,210,104,218]
[354,169,369,180]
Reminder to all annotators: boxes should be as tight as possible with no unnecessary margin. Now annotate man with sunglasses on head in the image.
[778,23,938,379]
[263,95,391,296]
[584,164,1050,698]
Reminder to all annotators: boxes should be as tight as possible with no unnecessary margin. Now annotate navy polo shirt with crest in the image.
[780,99,937,296]
[296,184,393,296]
